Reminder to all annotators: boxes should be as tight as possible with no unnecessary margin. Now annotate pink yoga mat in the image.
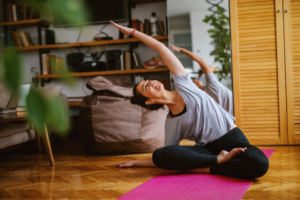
[118,149,274,200]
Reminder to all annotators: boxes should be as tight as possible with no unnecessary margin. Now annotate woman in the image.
[110,21,269,180]
[169,44,234,115]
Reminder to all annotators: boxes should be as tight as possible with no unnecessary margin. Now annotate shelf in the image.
[69,101,82,107]
[125,0,166,4]
[1,19,52,26]
[2,35,168,51]
[37,67,169,78]
[80,35,168,47]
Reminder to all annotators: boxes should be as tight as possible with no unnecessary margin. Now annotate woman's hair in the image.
[130,83,165,111]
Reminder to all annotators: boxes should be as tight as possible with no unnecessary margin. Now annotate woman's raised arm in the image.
[170,44,213,74]
[110,21,186,76]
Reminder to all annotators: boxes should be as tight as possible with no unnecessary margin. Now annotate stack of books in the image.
[132,17,168,36]
[16,107,27,117]
[4,2,40,22]
[6,31,34,47]
[42,54,65,75]
[121,51,143,70]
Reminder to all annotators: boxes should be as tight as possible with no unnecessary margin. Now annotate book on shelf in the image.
[42,54,65,75]
[9,3,14,21]
[55,57,65,74]
[133,52,143,69]
[17,111,27,117]
[19,31,35,46]
[12,4,17,21]
[164,16,168,35]
[124,51,131,70]
[16,107,26,112]
[144,19,151,36]
[156,20,165,35]
[132,19,142,32]
[120,53,124,70]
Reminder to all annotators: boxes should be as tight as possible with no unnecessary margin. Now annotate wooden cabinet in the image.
[230,0,299,145]
[284,0,300,144]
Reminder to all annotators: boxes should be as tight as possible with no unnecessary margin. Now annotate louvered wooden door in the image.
[230,0,287,145]
[284,0,300,144]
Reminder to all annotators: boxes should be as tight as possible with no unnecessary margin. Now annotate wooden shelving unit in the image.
[125,0,166,4]
[0,19,52,26]
[2,1,170,107]
[37,67,169,78]
[2,35,168,51]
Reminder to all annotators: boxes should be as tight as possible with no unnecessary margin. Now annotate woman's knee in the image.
[152,145,179,168]
[248,151,270,178]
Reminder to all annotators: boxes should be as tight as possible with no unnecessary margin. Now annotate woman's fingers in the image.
[110,21,131,35]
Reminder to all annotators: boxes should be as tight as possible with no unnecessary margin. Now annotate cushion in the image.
[0,130,35,150]
[78,76,167,153]
[0,123,30,138]
[0,80,11,109]
[36,86,63,99]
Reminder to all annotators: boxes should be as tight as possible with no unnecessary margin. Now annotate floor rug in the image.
[118,149,274,200]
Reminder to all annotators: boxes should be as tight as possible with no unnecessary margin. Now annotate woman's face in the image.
[136,80,165,99]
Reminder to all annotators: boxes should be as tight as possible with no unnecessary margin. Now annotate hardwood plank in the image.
[1,137,300,199]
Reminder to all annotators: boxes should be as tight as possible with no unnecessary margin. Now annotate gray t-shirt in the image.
[204,73,234,115]
[165,74,235,147]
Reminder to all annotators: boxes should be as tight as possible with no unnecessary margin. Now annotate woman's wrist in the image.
[180,48,185,53]
[131,29,136,37]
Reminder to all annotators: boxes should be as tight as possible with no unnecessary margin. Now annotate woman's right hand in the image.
[114,160,136,168]
[170,44,184,53]
[110,21,133,36]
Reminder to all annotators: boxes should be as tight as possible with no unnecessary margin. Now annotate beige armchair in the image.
[0,80,69,153]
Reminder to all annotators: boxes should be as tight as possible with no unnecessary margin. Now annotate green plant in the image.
[203,4,231,81]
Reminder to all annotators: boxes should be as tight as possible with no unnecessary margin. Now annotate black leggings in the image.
[152,128,269,179]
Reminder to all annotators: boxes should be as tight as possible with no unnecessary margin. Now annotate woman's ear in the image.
[145,99,155,105]
[145,99,176,105]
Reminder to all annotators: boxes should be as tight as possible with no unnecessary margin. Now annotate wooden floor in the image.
[0,137,299,200]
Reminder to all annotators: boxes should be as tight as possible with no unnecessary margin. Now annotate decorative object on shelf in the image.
[30,67,39,87]
[150,11,158,36]
[203,0,231,81]
[143,56,165,69]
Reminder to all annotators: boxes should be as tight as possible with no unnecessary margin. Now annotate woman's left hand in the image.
[170,44,184,53]
[110,21,133,35]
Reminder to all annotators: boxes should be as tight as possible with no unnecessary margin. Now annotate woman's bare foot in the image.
[217,148,247,164]
[185,167,210,174]
[114,160,136,168]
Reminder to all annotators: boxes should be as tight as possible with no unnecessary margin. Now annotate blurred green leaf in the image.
[60,72,77,87]
[1,50,22,93]
[41,0,91,27]
[26,87,48,133]
[46,97,70,136]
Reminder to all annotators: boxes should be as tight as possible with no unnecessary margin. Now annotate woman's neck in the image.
[165,90,184,111]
